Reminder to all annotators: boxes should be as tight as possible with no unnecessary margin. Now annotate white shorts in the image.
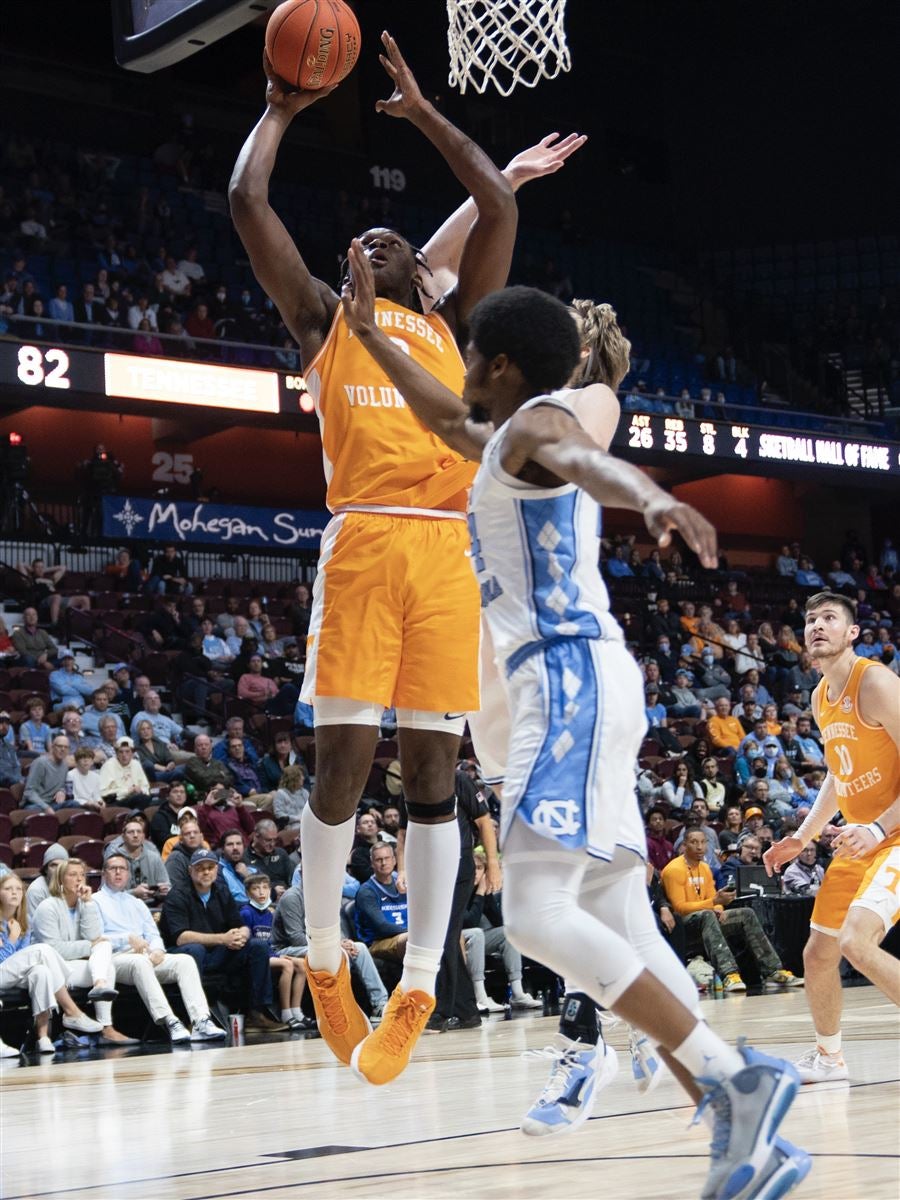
[313,696,466,737]
[501,636,647,862]
[849,844,900,935]
[467,616,511,785]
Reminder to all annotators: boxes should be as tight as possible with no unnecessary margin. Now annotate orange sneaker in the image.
[350,986,435,1086]
[303,952,371,1065]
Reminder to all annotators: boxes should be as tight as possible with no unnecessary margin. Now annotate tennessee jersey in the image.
[304,298,475,513]
[812,656,900,827]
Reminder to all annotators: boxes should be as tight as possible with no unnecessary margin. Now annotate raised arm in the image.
[228,54,339,366]
[506,405,718,567]
[342,239,488,460]
[420,133,586,303]
[375,32,517,329]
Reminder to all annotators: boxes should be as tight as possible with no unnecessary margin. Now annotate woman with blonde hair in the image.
[33,858,135,1045]
[0,871,103,1054]
[273,764,310,830]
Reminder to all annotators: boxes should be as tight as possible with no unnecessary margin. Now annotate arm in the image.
[763,773,840,875]
[342,240,488,460]
[509,406,719,568]
[421,132,586,300]
[33,901,94,959]
[474,813,502,893]
[832,665,900,859]
[228,53,339,365]
[375,33,517,327]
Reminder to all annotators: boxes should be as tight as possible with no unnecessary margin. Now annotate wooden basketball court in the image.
[2,987,897,1200]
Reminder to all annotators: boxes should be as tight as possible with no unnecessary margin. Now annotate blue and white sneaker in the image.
[695,1043,802,1200]
[750,1138,812,1200]
[628,1027,663,1093]
[520,1036,618,1137]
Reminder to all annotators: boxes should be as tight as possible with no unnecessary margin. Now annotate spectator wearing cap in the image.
[49,653,97,709]
[22,733,71,811]
[0,714,19,786]
[160,848,287,1033]
[149,780,190,851]
[644,685,667,729]
[741,805,766,839]
[26,844,68,920]
[707,696,745,754]
[666,669,704,719]
[106,813,171,902]
[98,737,153,808]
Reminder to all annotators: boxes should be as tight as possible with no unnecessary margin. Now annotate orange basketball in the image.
[265,0,361,91]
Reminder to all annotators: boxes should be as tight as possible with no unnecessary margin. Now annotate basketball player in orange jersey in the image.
[229,30,525,1085]
[765,591,900,1083]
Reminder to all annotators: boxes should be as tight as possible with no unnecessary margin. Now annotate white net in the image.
[447,0,571,97]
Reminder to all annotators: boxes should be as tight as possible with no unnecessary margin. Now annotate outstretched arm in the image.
[506,405,719,567]
[376,32,516,328]
[342,240,488,460]
[228,54,339,366]
[421,133,586,303]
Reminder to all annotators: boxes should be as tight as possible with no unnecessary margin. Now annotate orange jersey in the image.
[813,656,900,826]
[303,298,476,513]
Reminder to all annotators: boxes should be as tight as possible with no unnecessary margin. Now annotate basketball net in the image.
[446,0,571,96]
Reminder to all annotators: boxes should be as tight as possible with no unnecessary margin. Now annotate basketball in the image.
[265,0,361,91]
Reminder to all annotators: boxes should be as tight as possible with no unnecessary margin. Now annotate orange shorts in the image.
[811,833,900,935]
[850,843,900,934]
[301,510,480,712]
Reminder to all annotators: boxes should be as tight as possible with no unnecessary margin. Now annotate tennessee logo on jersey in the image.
[303,298,475,513]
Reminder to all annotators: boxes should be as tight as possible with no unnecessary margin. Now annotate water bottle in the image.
[713,973,724,996]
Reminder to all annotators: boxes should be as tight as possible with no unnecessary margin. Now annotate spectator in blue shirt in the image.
[605,544,634,578]
[794,557,825,588]
[855,628,881,659]
[644,686,667,728]
[81,688,126,739]
[129,690,184,747]
[212,716,259,765]
[49,653,97,708]
[355,844,408,958]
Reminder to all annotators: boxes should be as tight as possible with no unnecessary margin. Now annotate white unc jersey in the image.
[468,394,623,670]
[469,394,646,861]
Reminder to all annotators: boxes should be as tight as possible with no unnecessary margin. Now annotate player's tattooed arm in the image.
[341,239,490,461]
[229,52,339,367]
[507,404,718,568]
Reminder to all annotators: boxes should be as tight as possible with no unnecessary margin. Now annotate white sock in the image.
[671,1022,744,1084]
[510,979,526,998]
[301,805,356,973]
[816,1031,842,1056]
[291,1007,305,1022]
[474,981,490,1005]
[399,817,460,995]
[281,1009,294,1023]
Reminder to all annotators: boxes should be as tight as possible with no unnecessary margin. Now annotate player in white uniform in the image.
[341,254,810,1200]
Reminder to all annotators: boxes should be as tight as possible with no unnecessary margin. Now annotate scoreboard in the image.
[613,411,900,478]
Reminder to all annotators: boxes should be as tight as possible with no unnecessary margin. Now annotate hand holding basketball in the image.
[263,50,336,118]
[504,132,588,189]
[375,31,427,119]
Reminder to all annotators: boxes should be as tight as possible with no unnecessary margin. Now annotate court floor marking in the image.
[6,1076,898,1200]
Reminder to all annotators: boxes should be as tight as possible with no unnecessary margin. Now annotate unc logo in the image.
[531,799,581,838]
[841,697,853,713]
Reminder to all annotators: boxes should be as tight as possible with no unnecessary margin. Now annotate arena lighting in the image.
[8,431,23,445]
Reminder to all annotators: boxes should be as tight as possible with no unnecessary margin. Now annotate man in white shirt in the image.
[94,850,225,1044]
[98,737,153,807]
[161,256,191,297]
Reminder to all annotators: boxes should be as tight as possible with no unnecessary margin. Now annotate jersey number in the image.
[834,743,854,776]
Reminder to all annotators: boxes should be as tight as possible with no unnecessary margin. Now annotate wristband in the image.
[864,820,887,845]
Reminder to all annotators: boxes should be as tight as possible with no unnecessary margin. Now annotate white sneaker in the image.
[191,1017,226,1042]
[36,1036,56,1054]
[477,996,507,1014]
[164,1017,191,1045]
[63,1013,103,1035]
[521,1037,618,1137]
[0,1038,21,1058]
[511,991,543,1009]
[795,1045,849,1084]
[628,1027,663,1093]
